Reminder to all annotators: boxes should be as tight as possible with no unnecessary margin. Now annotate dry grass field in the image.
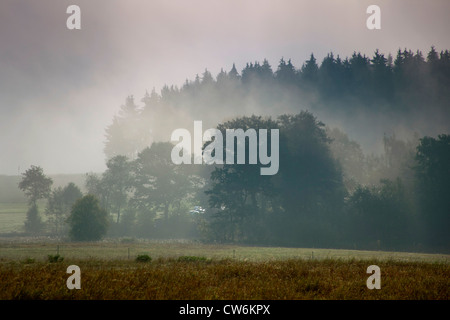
[0,241,448,300]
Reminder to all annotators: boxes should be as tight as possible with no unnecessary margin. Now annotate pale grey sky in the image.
[1,0,449,175]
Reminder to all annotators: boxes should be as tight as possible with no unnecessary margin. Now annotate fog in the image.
[1,0,449,175]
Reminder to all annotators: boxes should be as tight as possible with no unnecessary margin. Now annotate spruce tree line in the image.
[104,47,450,159]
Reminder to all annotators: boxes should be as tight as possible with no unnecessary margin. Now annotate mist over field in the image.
[0,1,449,254]
[1,0,449,175]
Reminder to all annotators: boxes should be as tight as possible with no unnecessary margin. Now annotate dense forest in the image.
[104,47,450,160]
[17,47,450,253]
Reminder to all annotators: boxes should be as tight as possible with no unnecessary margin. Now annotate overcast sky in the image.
[0,0,449,175]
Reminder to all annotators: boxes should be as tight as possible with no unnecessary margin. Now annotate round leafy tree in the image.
[68,195,108,241]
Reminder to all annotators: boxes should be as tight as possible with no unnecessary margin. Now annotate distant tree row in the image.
[88,112,450,252]
[18,126,449,251]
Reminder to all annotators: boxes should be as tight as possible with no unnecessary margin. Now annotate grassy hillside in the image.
[0,241,448,263]
[0,202,28,233]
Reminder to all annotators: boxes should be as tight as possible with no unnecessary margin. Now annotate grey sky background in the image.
[1,0,449,175]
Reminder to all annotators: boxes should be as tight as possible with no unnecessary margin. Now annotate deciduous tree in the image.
[68,195,108,241]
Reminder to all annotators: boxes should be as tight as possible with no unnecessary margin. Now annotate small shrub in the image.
[22,257,35,264]
[304,280,321,293]
[47,254,64,263]
[135,254,152,262]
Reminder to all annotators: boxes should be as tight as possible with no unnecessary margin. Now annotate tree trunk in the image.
[164,202,169,222]
[116,204,121,224]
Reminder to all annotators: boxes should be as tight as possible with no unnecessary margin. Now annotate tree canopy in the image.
[18,165,53,206]
[67,194,109,241]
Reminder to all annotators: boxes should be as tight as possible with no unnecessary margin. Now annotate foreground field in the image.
[0,257,448,300]
[0,241,449,300]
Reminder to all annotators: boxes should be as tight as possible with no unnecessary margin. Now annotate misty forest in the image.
[11,47,450,253]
